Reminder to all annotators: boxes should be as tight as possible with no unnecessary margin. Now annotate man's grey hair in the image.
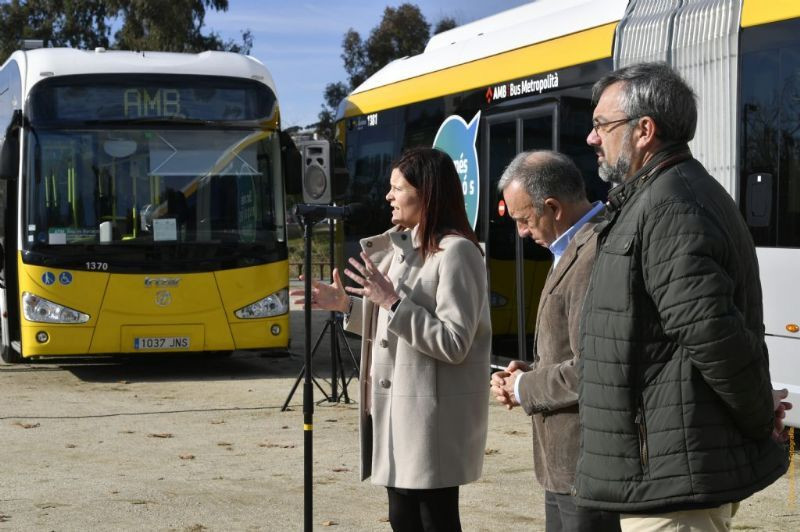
[497,150,586,212]
[592,62,697,144]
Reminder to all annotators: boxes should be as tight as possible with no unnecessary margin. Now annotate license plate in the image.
[134,336,190,350]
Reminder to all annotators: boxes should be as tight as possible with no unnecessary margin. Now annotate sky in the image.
[204,1,532,128]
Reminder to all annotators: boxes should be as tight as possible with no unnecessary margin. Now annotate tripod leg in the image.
[283,318,335,410]
[283,360,330,408]
[309,319,333,402]
[312,374,332,399]
[334,324,352,403]
[281,362,307,412]
[309,319,331,359]
[336,319,360,378]
[325,319,360,404]
[337,348,351,404]
[330,317,339,402]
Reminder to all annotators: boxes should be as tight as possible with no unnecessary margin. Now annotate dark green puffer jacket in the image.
[574,145,788,513]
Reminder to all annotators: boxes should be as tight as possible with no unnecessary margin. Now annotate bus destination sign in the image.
[28,75,276,123]
[123,88,181,118]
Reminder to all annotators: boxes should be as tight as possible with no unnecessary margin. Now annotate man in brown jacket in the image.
[490,150,619,532]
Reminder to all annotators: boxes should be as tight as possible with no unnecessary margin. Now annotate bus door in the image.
[739,15,800,425]
[483,104,557,366]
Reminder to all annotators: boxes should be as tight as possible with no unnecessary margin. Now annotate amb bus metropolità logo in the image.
[486,72,560,103]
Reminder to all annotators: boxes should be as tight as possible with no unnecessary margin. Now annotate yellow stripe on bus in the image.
[342,22,618,118]
[742,0,800,28]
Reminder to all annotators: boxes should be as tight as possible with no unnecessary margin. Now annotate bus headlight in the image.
[22,292,90,324]
[234,288,289,319]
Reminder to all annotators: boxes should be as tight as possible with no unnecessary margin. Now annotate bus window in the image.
[403,99,445,148]
[486,111,554,361]
[522,115,553,151]
[344,113,402,240]
[561,96,610,204]
[741,18,800,248]
[26,128,281,247]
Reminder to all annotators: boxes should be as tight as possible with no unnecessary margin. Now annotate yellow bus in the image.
[0,47,293,362]
[335,0,800,423]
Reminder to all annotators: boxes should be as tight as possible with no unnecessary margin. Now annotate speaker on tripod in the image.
[298,139,348,205]
[283,140,357,411]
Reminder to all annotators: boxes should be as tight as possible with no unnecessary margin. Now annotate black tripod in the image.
[281,307,359,410]
[282,214,359,413]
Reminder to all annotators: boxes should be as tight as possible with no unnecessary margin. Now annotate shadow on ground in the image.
[5,309,360,386]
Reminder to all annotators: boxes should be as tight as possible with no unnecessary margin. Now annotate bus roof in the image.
[350,0,628,97]
[5,48,277,97]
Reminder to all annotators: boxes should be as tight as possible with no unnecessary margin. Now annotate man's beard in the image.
[598,127,633,186]
[598,152,631,186]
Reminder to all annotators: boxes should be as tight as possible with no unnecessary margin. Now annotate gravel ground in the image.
[1,308,799,531]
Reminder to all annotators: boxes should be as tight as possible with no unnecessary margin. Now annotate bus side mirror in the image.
[0,138,17,180]
[280,131,302,195]
[0,110,21,180]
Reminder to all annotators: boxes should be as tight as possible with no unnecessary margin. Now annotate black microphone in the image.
[341,202,365,219]
[294,203,364,221]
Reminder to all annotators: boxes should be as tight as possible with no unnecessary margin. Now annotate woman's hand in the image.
[344,252,399,310]
[289,268,350,313]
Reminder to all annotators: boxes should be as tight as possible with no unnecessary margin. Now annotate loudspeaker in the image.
[300,140,332,204]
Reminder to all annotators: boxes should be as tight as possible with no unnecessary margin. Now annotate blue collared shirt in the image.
[548,201,604,268]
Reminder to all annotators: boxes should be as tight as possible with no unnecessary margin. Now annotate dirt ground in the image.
[1,308,800,531]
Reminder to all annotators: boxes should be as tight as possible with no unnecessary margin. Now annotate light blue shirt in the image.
[548,201,604,268]
[513,200,604,403]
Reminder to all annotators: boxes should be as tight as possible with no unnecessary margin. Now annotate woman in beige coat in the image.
[294,147,490,531]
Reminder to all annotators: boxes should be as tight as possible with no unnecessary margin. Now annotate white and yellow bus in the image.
[0,47,293,362]
[335,0,800,424]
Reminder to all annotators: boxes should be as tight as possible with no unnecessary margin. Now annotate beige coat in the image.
[344,226,491,489]
[516,217,599,493]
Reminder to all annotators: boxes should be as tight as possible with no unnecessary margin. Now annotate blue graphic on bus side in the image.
[432,111,481,230]
[59,272,73,285]
[42,272,55,286]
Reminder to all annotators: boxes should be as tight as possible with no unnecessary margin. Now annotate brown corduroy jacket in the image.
[516,213,600,494]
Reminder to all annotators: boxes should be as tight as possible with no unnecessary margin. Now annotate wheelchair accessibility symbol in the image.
[59,272,73,285]
[42,272,55,285]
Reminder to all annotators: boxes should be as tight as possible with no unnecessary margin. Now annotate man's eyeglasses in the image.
[591,116,641,135]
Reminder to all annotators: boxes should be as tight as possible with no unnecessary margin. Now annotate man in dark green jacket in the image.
[575,62,788,530]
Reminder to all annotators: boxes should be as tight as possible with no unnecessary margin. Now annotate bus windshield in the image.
[21,76,286,271]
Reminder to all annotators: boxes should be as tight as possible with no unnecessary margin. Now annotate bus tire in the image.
[1,343,22,364]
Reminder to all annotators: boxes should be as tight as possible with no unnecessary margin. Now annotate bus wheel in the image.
[1,344,22,364]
